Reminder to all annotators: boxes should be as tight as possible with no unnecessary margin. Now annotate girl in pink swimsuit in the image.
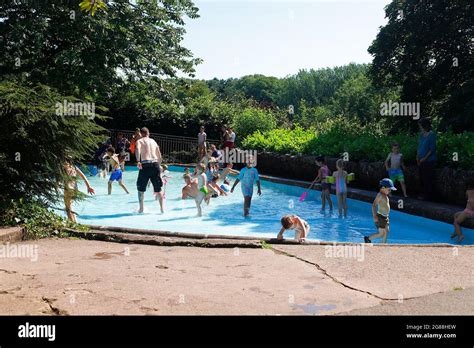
[451,181,474,243]
[314,156,333,210]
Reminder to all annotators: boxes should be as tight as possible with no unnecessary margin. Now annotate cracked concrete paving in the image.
[0,238,473,315]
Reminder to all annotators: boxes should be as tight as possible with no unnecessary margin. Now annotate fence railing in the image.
[107,129,219,164]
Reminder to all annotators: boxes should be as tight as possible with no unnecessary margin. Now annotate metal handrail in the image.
[107,129,219,144]
[106,129,219,163]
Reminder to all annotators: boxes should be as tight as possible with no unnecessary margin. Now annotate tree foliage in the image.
[368,0,474,132]
[0,0,202,99]
[0,80,106,206]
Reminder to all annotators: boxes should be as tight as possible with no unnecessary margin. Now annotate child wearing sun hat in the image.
[364,178,397,244]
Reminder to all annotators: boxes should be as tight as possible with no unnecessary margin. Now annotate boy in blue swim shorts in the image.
[230,156,262,217]
[105,147,130,195]
[384,142,407,197]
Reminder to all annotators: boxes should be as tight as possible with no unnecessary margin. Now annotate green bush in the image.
[242,125,314,154]
[0,199,88,239]
[242,118,473,169]
[233,107,277,144]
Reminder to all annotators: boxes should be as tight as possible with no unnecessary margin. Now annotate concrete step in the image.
[66,229,265,248]
[0,227,24,243]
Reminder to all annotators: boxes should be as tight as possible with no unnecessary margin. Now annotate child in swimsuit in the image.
[230,156,261,217]
[209,173,227,196]
[333,159,348,217]
[105,147,130,195]
[277,215,310,243]
[194,163,209,216]
[384,142,408,197]
[220,163,239,185]
[157,164,172,201]
[314,156,333,210]
[364,178,396,244]
[451,180,474,243]
[63,159,95,223]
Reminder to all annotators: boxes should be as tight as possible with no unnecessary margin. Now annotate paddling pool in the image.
[63,165,473,245]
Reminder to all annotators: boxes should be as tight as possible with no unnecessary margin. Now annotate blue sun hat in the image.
[379,178,397,190]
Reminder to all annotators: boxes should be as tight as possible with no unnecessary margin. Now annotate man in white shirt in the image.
[135,127,164,213]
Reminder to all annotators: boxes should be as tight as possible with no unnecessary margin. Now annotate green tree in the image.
[0,79,106,206]
[368,0,474,132]
[0,0,202,100]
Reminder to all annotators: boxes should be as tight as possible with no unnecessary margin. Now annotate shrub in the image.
[233,107,277,144]
[0,199,88,239]
[0,80,106,205]
[242,117,473,169]
[242,125,314,154]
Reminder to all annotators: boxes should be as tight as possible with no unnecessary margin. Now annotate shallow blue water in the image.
[64,166,473,245]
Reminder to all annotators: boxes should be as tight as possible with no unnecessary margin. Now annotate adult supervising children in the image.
[135,127,164,213]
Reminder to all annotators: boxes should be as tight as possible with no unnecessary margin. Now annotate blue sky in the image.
[182,0,392,79]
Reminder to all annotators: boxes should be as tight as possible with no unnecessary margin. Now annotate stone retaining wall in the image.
[255,152,474,207]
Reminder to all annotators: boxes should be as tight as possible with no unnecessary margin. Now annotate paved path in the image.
[0,238,472,315]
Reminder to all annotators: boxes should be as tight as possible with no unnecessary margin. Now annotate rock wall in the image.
[255,152,474,207]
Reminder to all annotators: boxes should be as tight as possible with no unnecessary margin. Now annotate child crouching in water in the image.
[364,178,396,243]
[277,215,310,243]
[451,180,474,243]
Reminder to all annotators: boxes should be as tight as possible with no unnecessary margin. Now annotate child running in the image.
[230,156,262,217]
[277,215,310,243]
[333,159,348,217]
[63,159,95,223]
[384,142,408,197]
[364,178,396,244]
[105,147,130,194]
[313,156,333,210]
[451,180,474,243]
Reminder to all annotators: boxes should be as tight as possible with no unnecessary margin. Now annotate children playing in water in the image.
[181,174,199,200]
[220,163,239,185]
[333,159,348,217]
[277,215,310,243]
[231,156,261,217]
[209,173,227,196]
[384,142,408,197]
[105,147,130,194]
[364,178,396,244]
[313,156,333,210]
[451,180,474,243]
[157,164,172,201]
[63,159,95,223]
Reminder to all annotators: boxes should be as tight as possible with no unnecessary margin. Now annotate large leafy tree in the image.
[0,0,202,100]
[0,80,106,205]
[368,0,474,132]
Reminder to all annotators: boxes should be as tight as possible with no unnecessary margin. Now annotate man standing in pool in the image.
[230,155,261,217]
[135,127,164,213]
